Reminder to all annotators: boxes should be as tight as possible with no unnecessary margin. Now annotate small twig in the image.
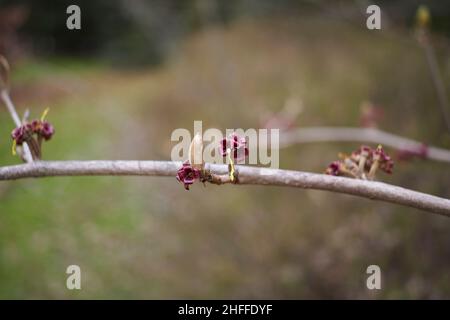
[280,127,450,163]
[22,108,30,123]
[206,172,234,185]
[0,90,33,163]
[0,160,449,217]
[419,32,450,133]
[0,56,33,163]
[0,90,21,126]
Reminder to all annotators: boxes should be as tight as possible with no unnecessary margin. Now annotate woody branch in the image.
[0,160,449,217]
[280,127,450,163]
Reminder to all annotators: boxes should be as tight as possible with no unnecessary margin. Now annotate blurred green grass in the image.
[0,15,449,299]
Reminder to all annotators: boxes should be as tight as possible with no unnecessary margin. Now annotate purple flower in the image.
[29,119,55,140]
[219,133,249,162]
[40,121,55,140]
[360,145,372,156]
[11,124,32,145]
[374,146,394,174]
[325,161,341,176]
[176,161,201,190]
[11,127,25,145]
[31,120,40,133]
[220,138,228,157]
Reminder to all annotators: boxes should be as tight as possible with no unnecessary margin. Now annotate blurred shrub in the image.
[1,0,450,66]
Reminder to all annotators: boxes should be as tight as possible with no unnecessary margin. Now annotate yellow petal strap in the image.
[40,107,50,121]
[12,140,16,156]
[228,152,235,182]
[338,152,348,159]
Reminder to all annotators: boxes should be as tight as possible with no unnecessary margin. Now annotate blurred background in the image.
[0,0,449,299]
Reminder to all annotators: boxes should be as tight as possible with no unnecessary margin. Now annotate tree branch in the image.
[280,127,450,163]
[0,160,449,217]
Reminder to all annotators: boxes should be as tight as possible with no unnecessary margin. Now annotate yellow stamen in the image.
[40,107,50,121]
[11,140,16,156]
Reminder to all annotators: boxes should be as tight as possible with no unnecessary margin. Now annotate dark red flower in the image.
[374,145,394,174]
[325,161,341,176]
[29,119,55,140]
[219,133,249,162]
[350,146,375,170]
[30,120,40,133]
[360,145,372,156]
[40,121,55,140]
[220,138,228,157]
[176,161,201,190]
[11,124,32,145]
[11,127,25,145]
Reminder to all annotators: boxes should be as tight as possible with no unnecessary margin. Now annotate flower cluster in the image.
[219,133,249,163]
[12,120,55,145]
[176,132,249,190]
[325,145,394,180]
[11,108,55,160]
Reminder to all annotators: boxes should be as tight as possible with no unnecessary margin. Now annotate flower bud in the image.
[189,133,204,170]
